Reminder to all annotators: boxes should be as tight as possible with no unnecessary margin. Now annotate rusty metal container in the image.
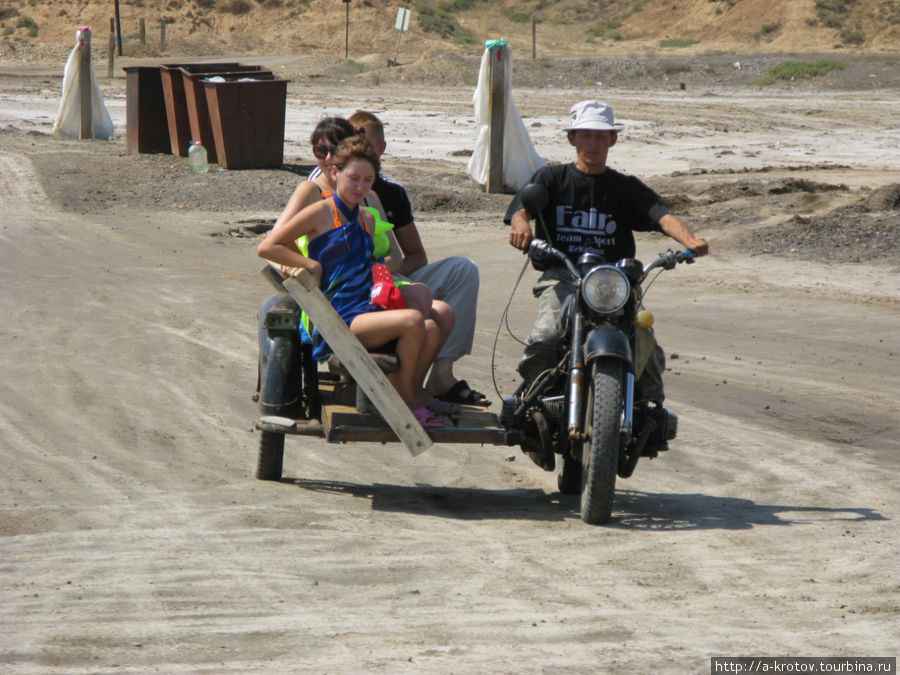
[181,68,273,163]
[123,66,170,154]
[203,78,289,169]
[159,62,241,156]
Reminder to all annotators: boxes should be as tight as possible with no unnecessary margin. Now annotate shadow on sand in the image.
[284,478,887,529]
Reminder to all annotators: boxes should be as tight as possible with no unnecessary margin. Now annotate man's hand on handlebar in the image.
[509,209,534,252]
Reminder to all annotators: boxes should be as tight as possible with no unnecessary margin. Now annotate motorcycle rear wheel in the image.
[581,359,624,524]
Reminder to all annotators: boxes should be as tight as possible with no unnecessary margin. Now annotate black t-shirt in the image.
[372,173,414,230]
[505,164,669,262]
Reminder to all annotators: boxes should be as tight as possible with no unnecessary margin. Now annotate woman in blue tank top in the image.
[258,136,450,425]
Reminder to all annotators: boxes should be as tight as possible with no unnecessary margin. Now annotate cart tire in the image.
[256,431,285,481]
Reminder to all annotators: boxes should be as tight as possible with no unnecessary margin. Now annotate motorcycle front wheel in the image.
[581,359,624,524]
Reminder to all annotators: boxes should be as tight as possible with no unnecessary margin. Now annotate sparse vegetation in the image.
[417,2,476,44]
[506,10,530,23]
[814,0,857,29]
[841,27,864,44]
[16,14,38,37]
[219,0,252,14]
[587,19,625,41]
[760,22,780,36]
[659,38,699,48]
[752,59,847,85]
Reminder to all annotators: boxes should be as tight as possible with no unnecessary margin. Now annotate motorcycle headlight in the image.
[582,266,630,313]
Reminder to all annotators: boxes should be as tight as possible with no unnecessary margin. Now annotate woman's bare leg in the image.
[349,309,425,409]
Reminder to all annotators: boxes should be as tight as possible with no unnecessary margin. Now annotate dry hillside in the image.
[1,0,897,66]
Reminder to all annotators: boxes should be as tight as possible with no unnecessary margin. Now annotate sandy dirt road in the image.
[1,66,898,672]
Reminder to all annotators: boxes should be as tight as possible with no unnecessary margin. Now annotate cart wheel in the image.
[256,431,284,481]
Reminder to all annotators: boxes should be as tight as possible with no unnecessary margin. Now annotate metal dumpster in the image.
[159,62,243,156]
[182,69,274,163]
[202,77,289,169]
[123,66,170,155]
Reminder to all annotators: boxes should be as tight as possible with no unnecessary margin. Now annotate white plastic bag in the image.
[467,40,545,190]
[52,27,114,140]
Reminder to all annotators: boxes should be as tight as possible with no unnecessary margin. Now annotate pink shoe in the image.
[412,406,444,428]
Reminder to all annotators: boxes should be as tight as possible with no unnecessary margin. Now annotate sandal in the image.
[424,398,461,416]
[437,380,491,407]
[412,406,445,428]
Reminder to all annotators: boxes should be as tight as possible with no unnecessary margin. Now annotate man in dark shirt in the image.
[505,100,708,466]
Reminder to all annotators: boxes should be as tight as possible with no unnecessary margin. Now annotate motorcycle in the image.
[500,184,697,525]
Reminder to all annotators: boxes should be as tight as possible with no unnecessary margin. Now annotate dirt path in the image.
[1,69,898,672]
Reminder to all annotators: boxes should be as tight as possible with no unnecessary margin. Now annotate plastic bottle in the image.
[188,140,208,174]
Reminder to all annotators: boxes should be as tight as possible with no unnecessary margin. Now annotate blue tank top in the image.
[305,196,379,361]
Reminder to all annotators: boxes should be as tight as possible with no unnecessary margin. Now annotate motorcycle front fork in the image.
[566,308,634,444]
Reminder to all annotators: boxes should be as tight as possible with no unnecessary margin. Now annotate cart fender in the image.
[257,292,303,416]
[584,325,633,372]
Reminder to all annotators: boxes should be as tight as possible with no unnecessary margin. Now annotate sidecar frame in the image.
[253,266,508,480]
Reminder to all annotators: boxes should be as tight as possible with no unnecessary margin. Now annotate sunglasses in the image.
[312,142,336,160]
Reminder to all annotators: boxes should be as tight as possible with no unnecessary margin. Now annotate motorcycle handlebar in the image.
[528,241,695,280]
[527,239,580,278]
[643,249,695,276]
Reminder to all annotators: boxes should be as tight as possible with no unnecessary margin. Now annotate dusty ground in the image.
[1,49,898,672]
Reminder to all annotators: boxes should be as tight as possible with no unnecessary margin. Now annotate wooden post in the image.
[114,0,123,56]
[487,42,507,194]
[140,18,146,46]
[532,17,536,60]
[344,0,350,60]
[160,19,166,51]
[107,20,115,79]
[79,28,93,140]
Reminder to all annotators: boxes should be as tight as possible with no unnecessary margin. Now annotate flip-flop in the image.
[412,406,444,428]
[424,398,461,416]
[437,379,491,407]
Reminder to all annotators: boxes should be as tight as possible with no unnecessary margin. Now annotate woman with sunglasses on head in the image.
[259,136,451,426]
[272,116,358,235]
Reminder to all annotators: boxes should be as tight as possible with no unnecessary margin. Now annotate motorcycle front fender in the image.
[583,325,634,372]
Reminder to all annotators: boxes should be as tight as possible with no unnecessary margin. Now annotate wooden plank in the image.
[322,402,508,445]
[281,270,432,456]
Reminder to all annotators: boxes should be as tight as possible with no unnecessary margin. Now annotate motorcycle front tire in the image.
[581,359,624,524]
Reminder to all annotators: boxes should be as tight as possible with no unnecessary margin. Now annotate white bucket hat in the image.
[566,100,622,132]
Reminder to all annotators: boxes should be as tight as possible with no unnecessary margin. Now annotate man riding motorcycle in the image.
[504,100,709,469]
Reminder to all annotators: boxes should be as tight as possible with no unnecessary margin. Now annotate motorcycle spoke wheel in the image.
[580,360,624,525]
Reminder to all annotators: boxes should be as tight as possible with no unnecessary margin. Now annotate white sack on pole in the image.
[466,41,545,190]
[53,27,114,140]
